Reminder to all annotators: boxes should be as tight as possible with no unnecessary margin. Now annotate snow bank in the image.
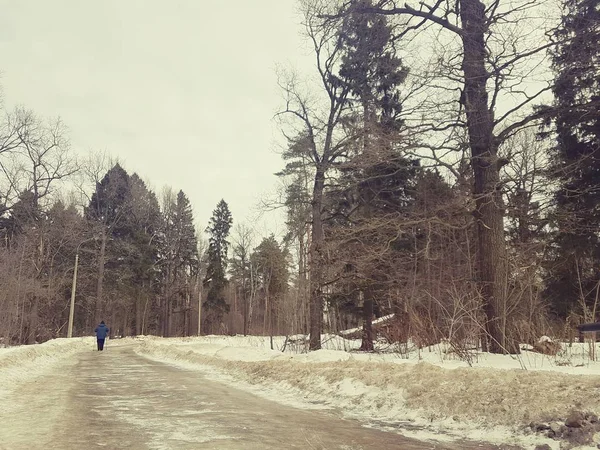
[134,336,600,448]
[0,338,92,398]
[138,334,600,374]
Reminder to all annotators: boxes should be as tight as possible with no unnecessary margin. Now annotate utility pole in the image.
[67,252,79,338]
[197,281,202,336]
[68,238,94,338]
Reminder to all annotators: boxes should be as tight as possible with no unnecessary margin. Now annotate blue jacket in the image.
[95,324,109,339]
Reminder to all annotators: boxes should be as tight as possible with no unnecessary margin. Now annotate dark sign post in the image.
[577,322,600,361]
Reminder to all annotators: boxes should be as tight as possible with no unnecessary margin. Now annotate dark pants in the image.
[97,338,105,351]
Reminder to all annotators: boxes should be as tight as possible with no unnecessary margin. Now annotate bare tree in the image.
[14,109,78,210]
[229,223,255,335]
[277,0,354,350]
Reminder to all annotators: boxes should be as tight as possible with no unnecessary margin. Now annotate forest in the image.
[0,0,598,357]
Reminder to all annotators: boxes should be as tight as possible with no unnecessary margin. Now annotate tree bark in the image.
[460,0,514,354]
[184,290,190,337]
[298,232,308,334]
[360,290,374,351]
[309,166,325,350]
[135,291,142,335]
[242,284,248,336]
[28,296,38,344]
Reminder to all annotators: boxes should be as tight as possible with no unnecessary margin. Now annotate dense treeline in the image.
[0,140,291,342]
[1,0,598,353]
[275,0,600,354]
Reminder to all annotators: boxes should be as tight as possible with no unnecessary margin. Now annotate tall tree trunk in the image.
[135,291,142,335]
[359,100,375,353]
[360,290,374,351]
[184,289,190,336]
[28,296,38,344]
[111,310,116,338]
[95,227,107,323]
[122,310,129,337]
[197,277,203,336]
[460,0,514,354]
[163,267,171,337]
[263,289,269,336]
[242,283,248,336]
[309,166,325,350]
[298,233,308,334]
[231,285,236,335]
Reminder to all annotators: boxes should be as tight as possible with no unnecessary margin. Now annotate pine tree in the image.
[203,199,233,331]
[544,0,600,318]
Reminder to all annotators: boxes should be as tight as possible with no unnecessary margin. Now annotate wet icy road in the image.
[0,343,502,449]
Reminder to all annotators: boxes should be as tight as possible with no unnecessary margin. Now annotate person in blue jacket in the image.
[95,321,110,351]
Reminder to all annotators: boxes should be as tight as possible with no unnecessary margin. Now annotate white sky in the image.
[0,0,313,237]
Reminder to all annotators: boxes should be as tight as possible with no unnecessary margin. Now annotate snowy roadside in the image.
[0,337,93,400]
[133,335,600,449]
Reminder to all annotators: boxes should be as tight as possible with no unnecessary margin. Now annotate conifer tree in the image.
[330,0,414,350]
[203,199,233,331]
[126,174,161,335]
[545,0,600,318]
[85,163,132,323]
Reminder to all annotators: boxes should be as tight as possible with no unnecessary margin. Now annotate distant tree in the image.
[251,235,289,337]
[124,174,161,336]
[85,163,132,323]
[171,190,199,335]
[157,188,200,336]
[229,224,255,335]
[203,199,233,332]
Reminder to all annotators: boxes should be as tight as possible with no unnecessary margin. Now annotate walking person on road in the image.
[95,321,110,351]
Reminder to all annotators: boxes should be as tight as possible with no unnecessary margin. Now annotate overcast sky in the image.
[0,0,312,238]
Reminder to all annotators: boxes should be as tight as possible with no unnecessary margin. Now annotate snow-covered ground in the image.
[133,334,600,449]
[2,334,600,449]
[0,337,92,399]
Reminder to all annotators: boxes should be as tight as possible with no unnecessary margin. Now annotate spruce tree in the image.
[158,189,199,336]
[329,1,414,350]
[85,164,132,323]
[173,191,199,276]
[545,0,600,318]
[203,199,233,331]
[126,174,162,335]
[338,0,407,133]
